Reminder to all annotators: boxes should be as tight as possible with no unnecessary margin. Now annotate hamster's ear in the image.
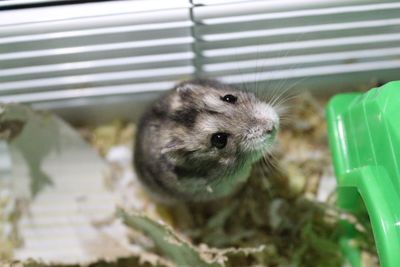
[161,137,185,155]
[161,138,188,163]
[176,83,196,98]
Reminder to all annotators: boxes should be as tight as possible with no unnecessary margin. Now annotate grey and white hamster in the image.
[134,79,279,203]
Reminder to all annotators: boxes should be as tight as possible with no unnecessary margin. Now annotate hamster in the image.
[134,79,279,203]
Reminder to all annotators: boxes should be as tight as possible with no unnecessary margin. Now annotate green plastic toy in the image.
[326,81,400,267]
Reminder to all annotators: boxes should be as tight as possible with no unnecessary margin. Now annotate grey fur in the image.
[134,79,279,203]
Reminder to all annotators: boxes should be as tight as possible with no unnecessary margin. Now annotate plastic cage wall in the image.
[0,0,400,123]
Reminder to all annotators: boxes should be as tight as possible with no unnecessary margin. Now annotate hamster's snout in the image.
[252,102,279,135]
[241,101,279,155]
[265,125,276,135]
[245,123,276,140]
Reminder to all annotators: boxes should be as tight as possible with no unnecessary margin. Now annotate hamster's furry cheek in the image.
[195,114,221,133]
[218,157,234,166]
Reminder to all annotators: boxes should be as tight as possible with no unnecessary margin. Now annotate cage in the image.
[0,0,400,266]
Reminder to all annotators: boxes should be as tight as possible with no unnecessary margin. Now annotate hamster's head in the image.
[160,79,279,200]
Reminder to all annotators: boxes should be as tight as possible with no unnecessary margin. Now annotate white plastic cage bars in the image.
[0,0,399,121]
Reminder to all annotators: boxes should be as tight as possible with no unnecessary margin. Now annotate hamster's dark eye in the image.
[211,132,229,149]
[220,94,237,104]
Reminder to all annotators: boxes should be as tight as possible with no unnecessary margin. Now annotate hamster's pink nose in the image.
[264,125,276,135]
[246,123,276,139]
